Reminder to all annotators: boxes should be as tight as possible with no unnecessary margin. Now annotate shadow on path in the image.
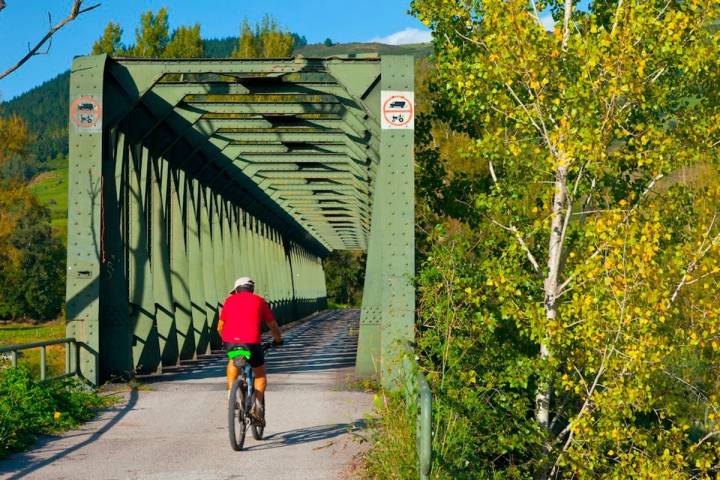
[137,309,360,384]
[244,419,367,452]
[0,388,139,479]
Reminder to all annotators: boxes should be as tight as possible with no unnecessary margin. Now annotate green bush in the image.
[0,366,109,459]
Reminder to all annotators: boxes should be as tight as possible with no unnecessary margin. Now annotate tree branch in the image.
[670,213,720,304]
[489,218,541,273]
[561,0,573,49]
[0,0,101,80]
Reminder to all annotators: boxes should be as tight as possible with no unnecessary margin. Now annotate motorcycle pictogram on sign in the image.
[70,96,103,133]
[381,91,414,130]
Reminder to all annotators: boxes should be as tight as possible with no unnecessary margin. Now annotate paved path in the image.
[0,309,370,480]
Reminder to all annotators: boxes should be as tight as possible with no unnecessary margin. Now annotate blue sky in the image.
[0,0,429,101]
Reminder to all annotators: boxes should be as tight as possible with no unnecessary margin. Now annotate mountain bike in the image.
[227,341,276,451]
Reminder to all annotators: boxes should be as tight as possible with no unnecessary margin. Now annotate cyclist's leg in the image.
[224,342,240,391]
[252,365,267,403]
[226,359,238,391]
[247,344,267,403]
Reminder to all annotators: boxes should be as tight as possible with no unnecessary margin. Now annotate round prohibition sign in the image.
[69,96,102,130]
[383,95,414,127]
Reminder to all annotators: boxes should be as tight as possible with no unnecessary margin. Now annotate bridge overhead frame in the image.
[65,54,414,386]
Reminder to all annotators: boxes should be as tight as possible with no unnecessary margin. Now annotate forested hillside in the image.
[1,71,70,164]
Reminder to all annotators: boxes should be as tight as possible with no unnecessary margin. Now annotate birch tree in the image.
[411,0,720,477]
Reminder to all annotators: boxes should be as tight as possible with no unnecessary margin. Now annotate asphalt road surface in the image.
[0,309,371,480]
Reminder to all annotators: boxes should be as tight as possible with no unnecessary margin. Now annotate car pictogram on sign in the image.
[382,94,414,129]
[69,96,102,132]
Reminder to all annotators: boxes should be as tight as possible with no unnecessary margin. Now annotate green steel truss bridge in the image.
[65,54,415,387]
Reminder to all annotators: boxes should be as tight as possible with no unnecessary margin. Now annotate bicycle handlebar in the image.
[262,340,283,351]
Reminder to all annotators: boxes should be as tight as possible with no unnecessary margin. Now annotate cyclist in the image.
[218,276,283,425]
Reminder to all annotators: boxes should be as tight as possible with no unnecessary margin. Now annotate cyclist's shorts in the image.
[224,342,265,368]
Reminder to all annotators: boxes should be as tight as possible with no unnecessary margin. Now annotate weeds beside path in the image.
[0,366,115,460]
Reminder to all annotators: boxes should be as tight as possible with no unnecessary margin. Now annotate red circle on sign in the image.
[69,96,102,130]
[383,95,413,127]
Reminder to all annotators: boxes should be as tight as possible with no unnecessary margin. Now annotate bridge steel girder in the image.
[355,56,415,383]
[66,54,413,387]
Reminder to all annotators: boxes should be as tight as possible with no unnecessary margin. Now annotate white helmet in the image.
[231,277,254,293]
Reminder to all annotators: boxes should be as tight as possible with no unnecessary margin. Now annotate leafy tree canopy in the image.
[408,0,720,477]
[91,21,123,56]
[232,15,295,58]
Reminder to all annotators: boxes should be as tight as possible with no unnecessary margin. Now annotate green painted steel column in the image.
[66,55,107,385]
[152,157,179,367]
[170,169,195,361]
[230,207,243,283]
[357,55,415,384]
[239,212,250,278]
[211,194,229,304]
[187,178,210,355]
[127,145,161,375]
[200,187,221,349]
[221,201,235,290]
[98,129,133,379]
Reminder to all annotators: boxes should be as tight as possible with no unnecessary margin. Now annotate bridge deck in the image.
[0,310,370,480]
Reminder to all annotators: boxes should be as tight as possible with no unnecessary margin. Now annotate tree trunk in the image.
[536,163,568,477]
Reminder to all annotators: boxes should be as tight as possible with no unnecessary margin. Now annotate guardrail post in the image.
[65,342,71,375]
[417,373,432,480]
[401,350,433,479]
[40,346,47,381]
[11,350,17,368]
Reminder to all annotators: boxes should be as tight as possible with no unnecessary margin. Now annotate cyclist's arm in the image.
[261,301,282,343]
[218,298,229,335]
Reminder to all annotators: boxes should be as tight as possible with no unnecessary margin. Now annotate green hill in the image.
[1,71,70,164]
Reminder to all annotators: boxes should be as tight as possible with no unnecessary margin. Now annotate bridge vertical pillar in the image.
[66,55,106,385]
[170,169,194,361]
[200,188,221,349]
[356,55,415,384]
[151,157,178,367]
[187,179,210,355]
[127,146,161,376]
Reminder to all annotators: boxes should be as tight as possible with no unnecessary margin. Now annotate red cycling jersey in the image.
[220,291,276,344]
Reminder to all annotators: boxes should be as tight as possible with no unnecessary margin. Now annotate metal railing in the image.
[0,337,78,382]
[402,354,432,480]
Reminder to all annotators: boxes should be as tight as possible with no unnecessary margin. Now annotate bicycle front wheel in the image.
[228,379,247,451]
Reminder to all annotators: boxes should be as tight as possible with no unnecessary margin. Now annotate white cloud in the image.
[370,28,432,45]
[539,14,555,32]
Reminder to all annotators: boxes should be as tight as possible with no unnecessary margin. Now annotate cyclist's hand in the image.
[272,338,284,347]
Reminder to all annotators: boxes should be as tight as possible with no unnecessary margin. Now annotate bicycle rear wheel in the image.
[228,379,248,451]
[251,392,264,440]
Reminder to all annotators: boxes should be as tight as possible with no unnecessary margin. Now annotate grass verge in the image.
[0,366,115,459]
[0,320,66,379]
[362,390,417,479]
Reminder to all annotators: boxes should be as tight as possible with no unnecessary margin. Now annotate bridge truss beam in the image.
[65,55,413,386]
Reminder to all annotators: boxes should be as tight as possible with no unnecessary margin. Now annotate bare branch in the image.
[670,213,720,304]
[488,160,498,184]
[0,1,6,13]
[490,218,541,273]
[0,0,101,80]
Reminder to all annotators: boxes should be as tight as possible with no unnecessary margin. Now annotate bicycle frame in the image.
[241,361,254,406]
